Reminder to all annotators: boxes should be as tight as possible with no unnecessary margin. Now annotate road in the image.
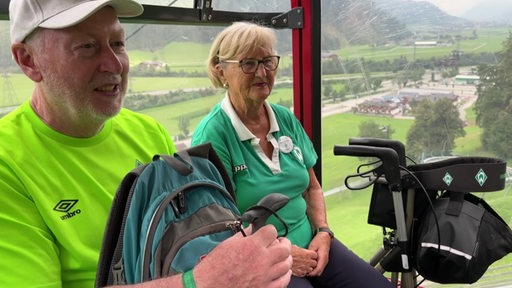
[321,81,477,121]
[175,81,477,150]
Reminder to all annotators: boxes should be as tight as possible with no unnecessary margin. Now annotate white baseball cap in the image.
[9,0,144,43]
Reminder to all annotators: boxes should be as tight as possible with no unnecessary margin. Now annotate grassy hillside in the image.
[3,27,508,107]
[335,27,509,62]
[129,42,210,72]
[128,76,211,92]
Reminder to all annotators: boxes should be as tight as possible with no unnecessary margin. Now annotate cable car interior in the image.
[1,1,511,287]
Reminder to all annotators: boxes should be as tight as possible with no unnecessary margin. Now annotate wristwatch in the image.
[314,227,334,239]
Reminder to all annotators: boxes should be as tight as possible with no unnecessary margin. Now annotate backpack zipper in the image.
[161,219,242,276]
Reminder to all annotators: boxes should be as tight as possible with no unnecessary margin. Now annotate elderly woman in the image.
[191,21,392,288]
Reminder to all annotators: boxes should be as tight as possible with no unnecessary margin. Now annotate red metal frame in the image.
[291,0,312,136]
[291,0,322,182]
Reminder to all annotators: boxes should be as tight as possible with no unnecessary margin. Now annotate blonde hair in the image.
[207,21,277,88]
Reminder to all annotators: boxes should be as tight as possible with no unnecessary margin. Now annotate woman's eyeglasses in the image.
[222,56,280,74]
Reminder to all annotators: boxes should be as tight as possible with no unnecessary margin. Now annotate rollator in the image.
[333,138,512,288]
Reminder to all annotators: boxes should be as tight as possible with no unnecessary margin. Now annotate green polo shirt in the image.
[0,101,176,287]
[192,97,318,247]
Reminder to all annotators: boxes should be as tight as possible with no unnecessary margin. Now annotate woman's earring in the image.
[223,83,229,89]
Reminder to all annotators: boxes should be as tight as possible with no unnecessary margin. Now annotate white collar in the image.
[221,93,280,141]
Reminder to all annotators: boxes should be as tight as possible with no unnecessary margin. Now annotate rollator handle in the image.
[333,145,401,189]
[348,137,406,166]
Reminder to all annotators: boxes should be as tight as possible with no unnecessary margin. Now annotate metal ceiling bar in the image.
[0,2,301,29]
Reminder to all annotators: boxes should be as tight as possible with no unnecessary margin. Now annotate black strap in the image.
[152,143,236,202]
[445,191,465,216]
[407,157,506,192]
[154,154,193,176]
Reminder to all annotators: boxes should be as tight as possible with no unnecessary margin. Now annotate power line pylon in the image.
[2,72,17,107]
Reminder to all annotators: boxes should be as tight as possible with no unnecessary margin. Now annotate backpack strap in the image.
[154,153,193,176]
[95,164,148,287]
[153,143,236,202]
[182,143,236,202]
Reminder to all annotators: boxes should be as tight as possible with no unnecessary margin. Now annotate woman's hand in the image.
[301,168,332,276]
[306,232,332,276]
[290,245,318,277]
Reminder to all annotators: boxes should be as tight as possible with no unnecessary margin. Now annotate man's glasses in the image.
[222,56,280,74]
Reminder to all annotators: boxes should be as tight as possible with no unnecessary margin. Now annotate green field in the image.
[334,27,509,62]
[130,42,210,72]
[128,27,510,68]
[128,76,211,93]
[2,27,509,107]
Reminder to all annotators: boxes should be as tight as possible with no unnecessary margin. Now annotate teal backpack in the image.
[95,143,288,287]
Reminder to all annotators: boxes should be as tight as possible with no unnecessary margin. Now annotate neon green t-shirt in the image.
[0,101,176,287]
[192,98,318,248]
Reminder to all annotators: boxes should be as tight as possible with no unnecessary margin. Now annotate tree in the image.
[406,98,466,162]
[475,33,512,159]
[323,83,333,101]
[409,65,426,87]
[482,112,512,159]
[358,120,394,139]
[178,116,190,139]
[370,78,382,92]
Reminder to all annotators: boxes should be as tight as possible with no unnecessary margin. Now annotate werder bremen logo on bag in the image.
[475,168,488,187]
[443,172,453,186]
[443,169,489,187]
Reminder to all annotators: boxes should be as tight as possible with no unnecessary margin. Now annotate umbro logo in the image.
[54,199,81,220]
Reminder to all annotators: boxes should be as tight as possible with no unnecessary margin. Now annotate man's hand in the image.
[193,225,292,288]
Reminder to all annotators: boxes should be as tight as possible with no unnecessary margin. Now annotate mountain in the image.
[373,0,473,31]
[0,0,505,68]
[321,0,413,48]
[462,0,512,24]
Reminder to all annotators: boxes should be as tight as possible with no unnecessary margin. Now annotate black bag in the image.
[367,179,437,229]
[415,191,512,284]
[367,156,507,230]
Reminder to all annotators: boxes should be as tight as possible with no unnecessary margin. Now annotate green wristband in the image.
[182,269,197,288]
